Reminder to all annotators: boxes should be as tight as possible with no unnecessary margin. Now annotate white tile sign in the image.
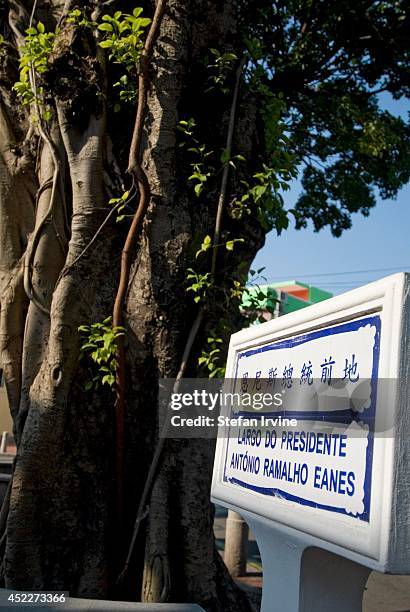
[212,273,410,573]
[223,315,380,521]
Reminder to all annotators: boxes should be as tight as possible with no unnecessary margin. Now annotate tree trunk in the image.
[0,1,264,609]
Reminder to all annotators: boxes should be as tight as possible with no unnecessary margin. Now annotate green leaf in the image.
[226,238,244,251]
[81,343,97,350]
[102,374,115,386]
[196,235,212,258]
[99,39,113,48]
[222,52,237,61]
[98,23,114,32]
[137,18,151,27]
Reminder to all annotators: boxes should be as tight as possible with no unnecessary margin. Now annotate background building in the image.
[0,371,13,435]
[241,280,333,321]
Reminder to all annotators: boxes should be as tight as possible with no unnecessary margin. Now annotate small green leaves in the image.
[189,164,211,197]
[177,118,196,137]
[225,238,244,251]
[223,152,247,170]
[113,74,136,105]
[78,316,125,391]
[98,22,114,33]
[97,7,151,106]
[68,7,151,107]
[228,163,295,233]
[99,39,113,48]
[194,235,244,259]
[229,192,251,220]
[228,268,270,327]
[238,268,280,326]
[68,9,81,19]
[220,150,246,167]
[97,9,151,71]
[250,267,266,276]
[13,22,56,120]
[109,190,133,223]
[198,335,225,378]
[186,269,212,304]
[178,119,213,197]
[206,48,238,94]
[67,8,97,28]
[196,235,212,258]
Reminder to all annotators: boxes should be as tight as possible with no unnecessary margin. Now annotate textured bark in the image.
[0,0,263,609]
[19,123,69,439]
[120,2,259,609]
[0,97,37,429]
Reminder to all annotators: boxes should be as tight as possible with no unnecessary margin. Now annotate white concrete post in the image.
[245,512,370,612]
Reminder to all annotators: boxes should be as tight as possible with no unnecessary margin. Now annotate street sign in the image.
[211,273,410,611]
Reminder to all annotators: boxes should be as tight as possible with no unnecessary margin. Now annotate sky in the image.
[251,94,410,296]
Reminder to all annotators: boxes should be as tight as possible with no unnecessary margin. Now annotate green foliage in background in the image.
[240,0,410,236]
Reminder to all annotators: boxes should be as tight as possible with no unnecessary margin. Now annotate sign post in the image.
[211,273,410,611]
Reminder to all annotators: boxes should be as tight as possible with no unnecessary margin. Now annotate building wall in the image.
[0,374,13,434]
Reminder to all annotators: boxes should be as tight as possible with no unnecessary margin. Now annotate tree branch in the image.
[211,57,246,274]
[21,6,67,316]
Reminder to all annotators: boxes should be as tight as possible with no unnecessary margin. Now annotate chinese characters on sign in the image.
[241,353,360,390]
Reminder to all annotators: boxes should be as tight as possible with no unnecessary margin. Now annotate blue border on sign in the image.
[222,315,381,522]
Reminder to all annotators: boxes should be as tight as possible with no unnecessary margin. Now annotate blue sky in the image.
[252,94,410,295]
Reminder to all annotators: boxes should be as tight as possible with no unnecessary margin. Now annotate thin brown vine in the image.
[112,0,168,522]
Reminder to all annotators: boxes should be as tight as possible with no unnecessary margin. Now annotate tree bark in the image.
[0,1,264,609]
